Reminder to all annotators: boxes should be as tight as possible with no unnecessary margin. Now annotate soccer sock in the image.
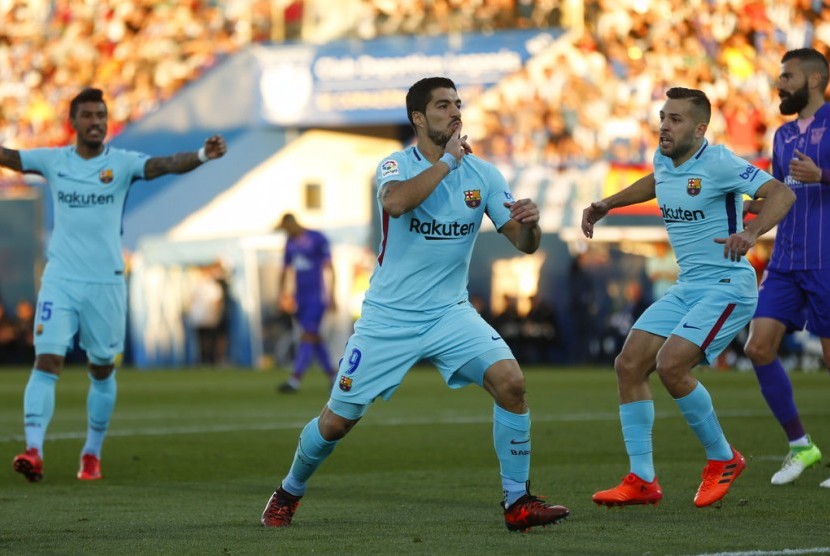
[282,417,338,496]
[620,400,655,482]
[292,342,314,379]
[81,371,117,458]
[753,359,806,441]
[493,404,530,508]
[312,342,336,377]
[789,436,811,449]
[674,383,732,461]
[23,369,59,454]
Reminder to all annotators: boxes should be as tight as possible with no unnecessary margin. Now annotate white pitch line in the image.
[0,408,791,444]
[688,548,830,556]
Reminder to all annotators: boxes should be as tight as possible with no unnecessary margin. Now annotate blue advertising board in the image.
[255,29,563,126]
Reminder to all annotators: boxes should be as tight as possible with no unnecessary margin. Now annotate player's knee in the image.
[614,351,644,382]
[653,358,693,393]
[490,369,526,409]
[743,338,775,365]
[319,404,361,441]
[34,353,64,374]
[88,363,115,380]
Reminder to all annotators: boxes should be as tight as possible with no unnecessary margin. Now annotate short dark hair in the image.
[782,48,830,91]
[665,87,711,124]
[406,77,457,127]
[69,88,106,119]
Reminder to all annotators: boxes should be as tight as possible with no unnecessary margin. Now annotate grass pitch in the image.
[1,365,829,555]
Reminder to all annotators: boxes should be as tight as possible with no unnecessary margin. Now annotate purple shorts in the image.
[296,300,326,334]
[755,268,830,337]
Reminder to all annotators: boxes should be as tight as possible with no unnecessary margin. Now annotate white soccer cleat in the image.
[770,441,822,485]
[820,476,830,489]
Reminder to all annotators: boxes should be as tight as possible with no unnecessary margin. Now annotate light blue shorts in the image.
[633,282,757,366]
[330,301,514,409]
[34,277,127,364]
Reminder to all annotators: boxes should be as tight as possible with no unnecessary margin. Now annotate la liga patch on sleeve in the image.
[381,159,399,178]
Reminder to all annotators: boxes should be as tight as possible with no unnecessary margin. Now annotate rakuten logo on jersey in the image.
[409,217,475,240]
[660,204,705,223]
[57,191,115,208]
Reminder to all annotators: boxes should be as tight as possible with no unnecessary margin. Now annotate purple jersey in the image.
[283,229,331,303]
[768,102,830,271]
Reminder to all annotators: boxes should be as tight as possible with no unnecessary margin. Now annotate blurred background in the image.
[0,0,825,371]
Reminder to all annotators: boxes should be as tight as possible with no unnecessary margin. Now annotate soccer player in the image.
[274,213,337,393]
[261,77,570,531]
[6,87,227,482]
[743,48,830,488]
[582,87,795,508]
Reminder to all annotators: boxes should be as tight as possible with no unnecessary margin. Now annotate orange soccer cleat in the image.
[694,447,746,508]
[13,448,44,483]
[592,473,663,507]
[77,453,102,481]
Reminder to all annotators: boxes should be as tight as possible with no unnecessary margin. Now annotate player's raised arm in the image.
[581,173,656,239]
[500,198,541,254]
[144,134,227,180]
[0,146,23,172]
[715,178,795,261]
[380,131,467,217]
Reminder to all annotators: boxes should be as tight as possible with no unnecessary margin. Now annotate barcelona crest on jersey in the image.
[687,178,701,196]
[99,169,114,184]
[464,189,482,208]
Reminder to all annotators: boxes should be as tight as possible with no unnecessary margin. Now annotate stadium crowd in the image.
[1,0,827,166]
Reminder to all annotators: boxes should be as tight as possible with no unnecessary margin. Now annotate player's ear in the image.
[411,111,425,129]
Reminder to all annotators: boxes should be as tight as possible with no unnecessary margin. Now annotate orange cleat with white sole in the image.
[694,447,746,508]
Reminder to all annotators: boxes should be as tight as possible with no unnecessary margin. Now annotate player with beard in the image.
[261,77,570,531]
[582,87,794,508]
[742,48,830,488]
[6,88,227,482]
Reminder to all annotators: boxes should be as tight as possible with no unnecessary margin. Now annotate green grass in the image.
[1,365,829,555]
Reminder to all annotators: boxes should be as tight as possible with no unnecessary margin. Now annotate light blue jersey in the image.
[366,146,514,321]
[20,146,148,284]
[654,140,772,296]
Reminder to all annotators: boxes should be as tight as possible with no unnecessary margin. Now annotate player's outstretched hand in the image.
[714,231,756,262]
[505,198,539,226]
[204,135,227,160]
[581,201,609,239]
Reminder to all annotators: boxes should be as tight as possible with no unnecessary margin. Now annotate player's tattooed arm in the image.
[0,147,23,172]
[144,135,226,180]
[144,151,203,180]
